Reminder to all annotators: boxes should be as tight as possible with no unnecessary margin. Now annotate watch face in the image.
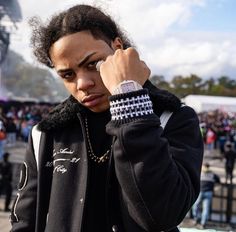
[121,82,135,92]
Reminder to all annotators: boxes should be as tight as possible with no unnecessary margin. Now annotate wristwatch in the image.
[112,80,143,94]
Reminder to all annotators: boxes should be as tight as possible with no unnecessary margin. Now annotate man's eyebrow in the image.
[78,52,97,67]
[57,69,71,74]
[56,52,97,73]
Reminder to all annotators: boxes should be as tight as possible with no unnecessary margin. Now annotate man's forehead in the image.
[50,35,101,62]
[51,32,108,56]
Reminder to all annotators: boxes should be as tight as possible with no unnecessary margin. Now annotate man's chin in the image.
[88,103,110,113]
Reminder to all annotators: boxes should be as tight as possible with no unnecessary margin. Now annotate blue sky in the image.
[8,0,236,80]
[185,0,236,31]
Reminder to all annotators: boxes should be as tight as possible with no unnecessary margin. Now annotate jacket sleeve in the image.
[10,132,37,232]
[106,89,203,231]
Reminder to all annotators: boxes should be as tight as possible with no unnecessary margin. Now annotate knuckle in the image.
[104,55,112,64]
[106,55,112,60]
[114,49,122,56]
[126,47,137,55]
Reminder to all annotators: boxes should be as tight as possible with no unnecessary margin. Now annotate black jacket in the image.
[200,170,220,192]
[11,81,203,232]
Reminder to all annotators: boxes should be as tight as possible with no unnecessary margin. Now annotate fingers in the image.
[96,60,104,72]
[98,47,150,91]
[125,47,140,59]
[113,47,140,60]
[98,48,140,71]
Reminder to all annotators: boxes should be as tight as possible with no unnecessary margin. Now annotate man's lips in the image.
[82,94,103,103]
[81,94,104,106]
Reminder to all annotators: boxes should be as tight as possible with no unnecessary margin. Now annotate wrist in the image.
[109,89,154,121]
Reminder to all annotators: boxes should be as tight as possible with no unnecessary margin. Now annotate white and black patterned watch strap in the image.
[109,89,154,121]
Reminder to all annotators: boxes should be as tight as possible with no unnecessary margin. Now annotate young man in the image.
[11,4,203,232]
[224,142,236,184]
[192,163,220,229]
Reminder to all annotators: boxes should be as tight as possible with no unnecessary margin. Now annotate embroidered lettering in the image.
[52,147,80,175]
[71,158,80,163]
[54,165,67,174]
[53,148,74,157]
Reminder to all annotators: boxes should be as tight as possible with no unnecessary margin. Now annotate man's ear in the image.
[111,37,123,50]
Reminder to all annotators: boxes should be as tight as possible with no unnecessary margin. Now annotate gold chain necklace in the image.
[84,117,111,164]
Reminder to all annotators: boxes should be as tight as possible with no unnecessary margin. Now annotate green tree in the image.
[202,77,215,95]
[170,74,203,97]
[218,76,236,89]
[149,75,170,90]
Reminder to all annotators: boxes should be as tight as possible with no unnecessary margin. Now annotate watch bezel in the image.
[112,80,142,94]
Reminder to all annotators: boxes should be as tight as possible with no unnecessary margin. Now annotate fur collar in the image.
[38,80,181,132]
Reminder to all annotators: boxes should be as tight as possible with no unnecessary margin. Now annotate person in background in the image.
[5,117,17,146]
[20,119,33,142]
[0,120,6,160]
[224,142,236,184]
[192,163,220,229]
[206,127,216,153]
[10,4,203,232]
[0,152,13,211]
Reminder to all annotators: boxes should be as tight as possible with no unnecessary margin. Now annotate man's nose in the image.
[76,75,95,91]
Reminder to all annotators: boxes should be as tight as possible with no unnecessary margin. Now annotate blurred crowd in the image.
[1,103,236,160]
[192,110,236,229]
[199,110,236,155]
[0,103,53,159]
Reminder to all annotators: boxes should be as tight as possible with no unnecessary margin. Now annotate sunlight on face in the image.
[49,31,122,112]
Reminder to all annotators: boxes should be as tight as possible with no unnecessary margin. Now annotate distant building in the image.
[182,95,236,113]
[0,0,22,97]
[0,0,22,63]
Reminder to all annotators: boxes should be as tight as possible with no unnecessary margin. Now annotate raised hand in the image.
[99,47,150,94]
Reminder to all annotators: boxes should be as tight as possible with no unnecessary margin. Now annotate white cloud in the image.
[8,0,236,80]
[106,0,207,41]
[146,34,236,79]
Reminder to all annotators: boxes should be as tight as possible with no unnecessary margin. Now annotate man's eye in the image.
[87,61,98,69]
[61,71,75,80]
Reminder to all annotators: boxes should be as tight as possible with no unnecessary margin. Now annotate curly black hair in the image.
[29,4,133,68]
